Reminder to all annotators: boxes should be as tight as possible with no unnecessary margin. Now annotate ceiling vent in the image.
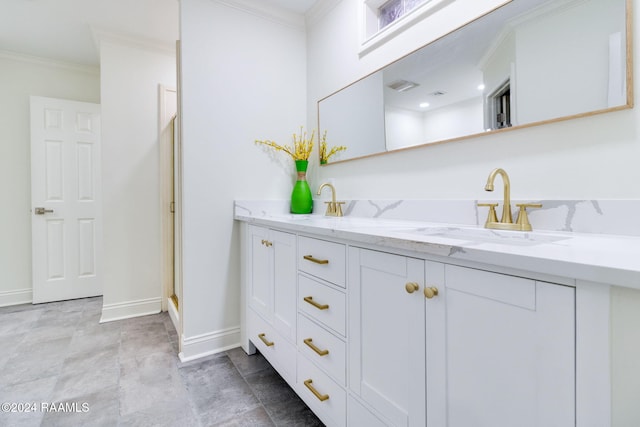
[387,80,420,92]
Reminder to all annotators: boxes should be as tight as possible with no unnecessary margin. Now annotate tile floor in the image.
[0,297,323,426]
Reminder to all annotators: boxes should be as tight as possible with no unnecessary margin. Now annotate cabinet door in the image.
[348,248,426,427]
[426,262,575,427]
[271,229,296,342]
[247,227,296,342]
[248,225,272,321]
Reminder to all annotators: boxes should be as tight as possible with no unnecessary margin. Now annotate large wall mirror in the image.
[318,0,632,164]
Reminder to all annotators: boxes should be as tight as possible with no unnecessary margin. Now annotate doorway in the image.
[487,79,512,130]
[159,85,179,327]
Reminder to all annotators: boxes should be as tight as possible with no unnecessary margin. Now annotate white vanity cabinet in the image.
[348,247,576,427]
[246,225,297,383]
[239,218,607,426]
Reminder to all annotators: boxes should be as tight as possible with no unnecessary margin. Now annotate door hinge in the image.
[170,202,175,213]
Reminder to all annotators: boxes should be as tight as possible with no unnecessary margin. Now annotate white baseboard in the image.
[0,288,32,307]
[99,297,162,323]
[179,326,241,362]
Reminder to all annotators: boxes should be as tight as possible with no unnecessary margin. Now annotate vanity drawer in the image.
[299,274,346,336]
[248,308,296,384]
[297,352,346,427]
[298,236,346,287]
[298,313,346,385]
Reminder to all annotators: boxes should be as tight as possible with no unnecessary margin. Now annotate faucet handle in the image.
[478,203,498,227]
[516,203,542,209]
[515,203,542,231]
[477,203,499,226]
[324,201,345,217]
[324,201,336,215]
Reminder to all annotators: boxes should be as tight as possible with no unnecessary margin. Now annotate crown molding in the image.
[213,0,306,31]
[91,26,177,58]
[0,49,99,75]
[305,0,342,28]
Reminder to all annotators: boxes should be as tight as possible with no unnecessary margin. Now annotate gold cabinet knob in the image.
[405,282,420,294]
[424,287,439,299]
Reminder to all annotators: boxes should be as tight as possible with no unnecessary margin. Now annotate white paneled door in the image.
[30,96,102,304]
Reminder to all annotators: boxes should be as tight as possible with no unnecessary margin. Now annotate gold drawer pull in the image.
[258,333,274,347]
[304,296,329,310]
[303,255,329,265]
[261,239,272,247]
[304,338,329,356]
[304,379,330,402]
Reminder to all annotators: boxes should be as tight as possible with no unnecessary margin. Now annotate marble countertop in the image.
[235,203,640,289]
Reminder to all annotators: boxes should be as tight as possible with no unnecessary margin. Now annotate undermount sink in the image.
[271,214,570,246]
[394,226,570,246]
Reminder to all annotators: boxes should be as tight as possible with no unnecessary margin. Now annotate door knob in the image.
[424,287,439,299]
[34,207,54,215]
[405,282,420,294]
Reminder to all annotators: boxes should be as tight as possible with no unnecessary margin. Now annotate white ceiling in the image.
[0,0,317,67]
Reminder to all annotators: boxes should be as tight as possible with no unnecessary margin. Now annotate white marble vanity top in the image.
[235,200,640,289]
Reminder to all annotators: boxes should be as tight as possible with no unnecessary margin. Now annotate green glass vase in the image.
[290,160,313,214]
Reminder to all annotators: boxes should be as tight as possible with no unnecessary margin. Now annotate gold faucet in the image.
[484,168,512,223]
[317,183,345,217]
[478,168,542,231]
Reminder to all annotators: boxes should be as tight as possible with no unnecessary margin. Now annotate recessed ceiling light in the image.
[478,84,486,90]
[419,102,430,108]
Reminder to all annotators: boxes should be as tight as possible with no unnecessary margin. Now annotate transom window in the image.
[379,0,430,30]
[360,0,446,55]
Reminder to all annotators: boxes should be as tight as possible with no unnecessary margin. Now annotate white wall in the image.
[307,0,640,201]
[179,0,306,358]
[0,53,100,306]
[385,106,424,150]
[99,39,176,321]
[422,96,484,143]
[515,0,623,123]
